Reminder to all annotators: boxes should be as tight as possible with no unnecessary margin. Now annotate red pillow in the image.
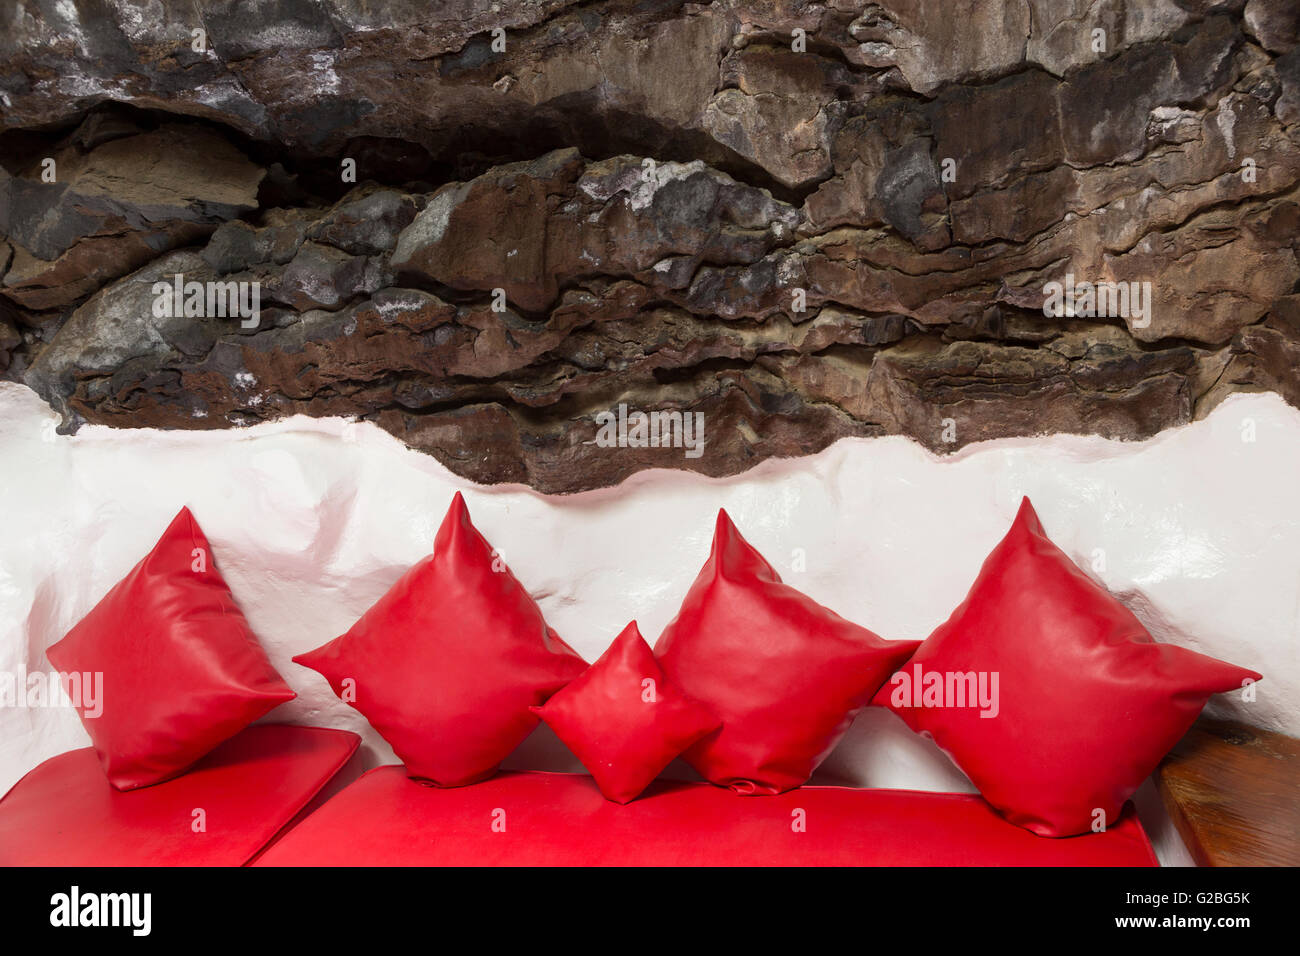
[873,497,1262,837]
[46,507,296,791]
[532,621,721,803]
[294,492,586,787]
[653,510,920,794]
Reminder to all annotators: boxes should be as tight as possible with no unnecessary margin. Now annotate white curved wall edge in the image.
[1,381,1295,866]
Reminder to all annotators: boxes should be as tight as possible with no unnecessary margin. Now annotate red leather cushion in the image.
[294,492,586,787]
[45,507,296,790]
[532,621,720,803]
[254,767,1158,866]
[873,497,1262,837]
[0,724,359,866]
[653,510,920,794]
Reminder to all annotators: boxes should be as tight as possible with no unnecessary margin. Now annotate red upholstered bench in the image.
[0,724,359,867]
[254,767,1158,866]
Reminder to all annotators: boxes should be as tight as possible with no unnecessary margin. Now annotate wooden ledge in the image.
[1155,718,1300,867]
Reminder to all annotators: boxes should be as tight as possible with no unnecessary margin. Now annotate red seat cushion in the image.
[253,767,1158,866]
[0,724,359,866]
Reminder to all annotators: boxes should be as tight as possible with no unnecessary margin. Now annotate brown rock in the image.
[2,6,1298,493]
[1,124,264,313]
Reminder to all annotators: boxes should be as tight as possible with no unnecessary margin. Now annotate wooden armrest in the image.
[1155,717,1300,867]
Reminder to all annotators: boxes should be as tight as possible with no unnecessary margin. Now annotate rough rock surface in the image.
[2,1,1298,492]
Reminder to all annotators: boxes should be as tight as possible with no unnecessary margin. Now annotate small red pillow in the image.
[873,497,1262,837]
[532,621,721,803]
[294,492,586,787]
[654,510,920,794]
[46,507,296,791]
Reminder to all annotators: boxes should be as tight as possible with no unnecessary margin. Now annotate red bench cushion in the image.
[254,767,1158,866]
[0,724,359,866]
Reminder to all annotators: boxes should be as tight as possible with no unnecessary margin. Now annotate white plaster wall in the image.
[1,382,1295,866]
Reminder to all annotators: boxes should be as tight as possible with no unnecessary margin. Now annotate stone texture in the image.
[0,121,264,314]
[2,2,1299,492]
